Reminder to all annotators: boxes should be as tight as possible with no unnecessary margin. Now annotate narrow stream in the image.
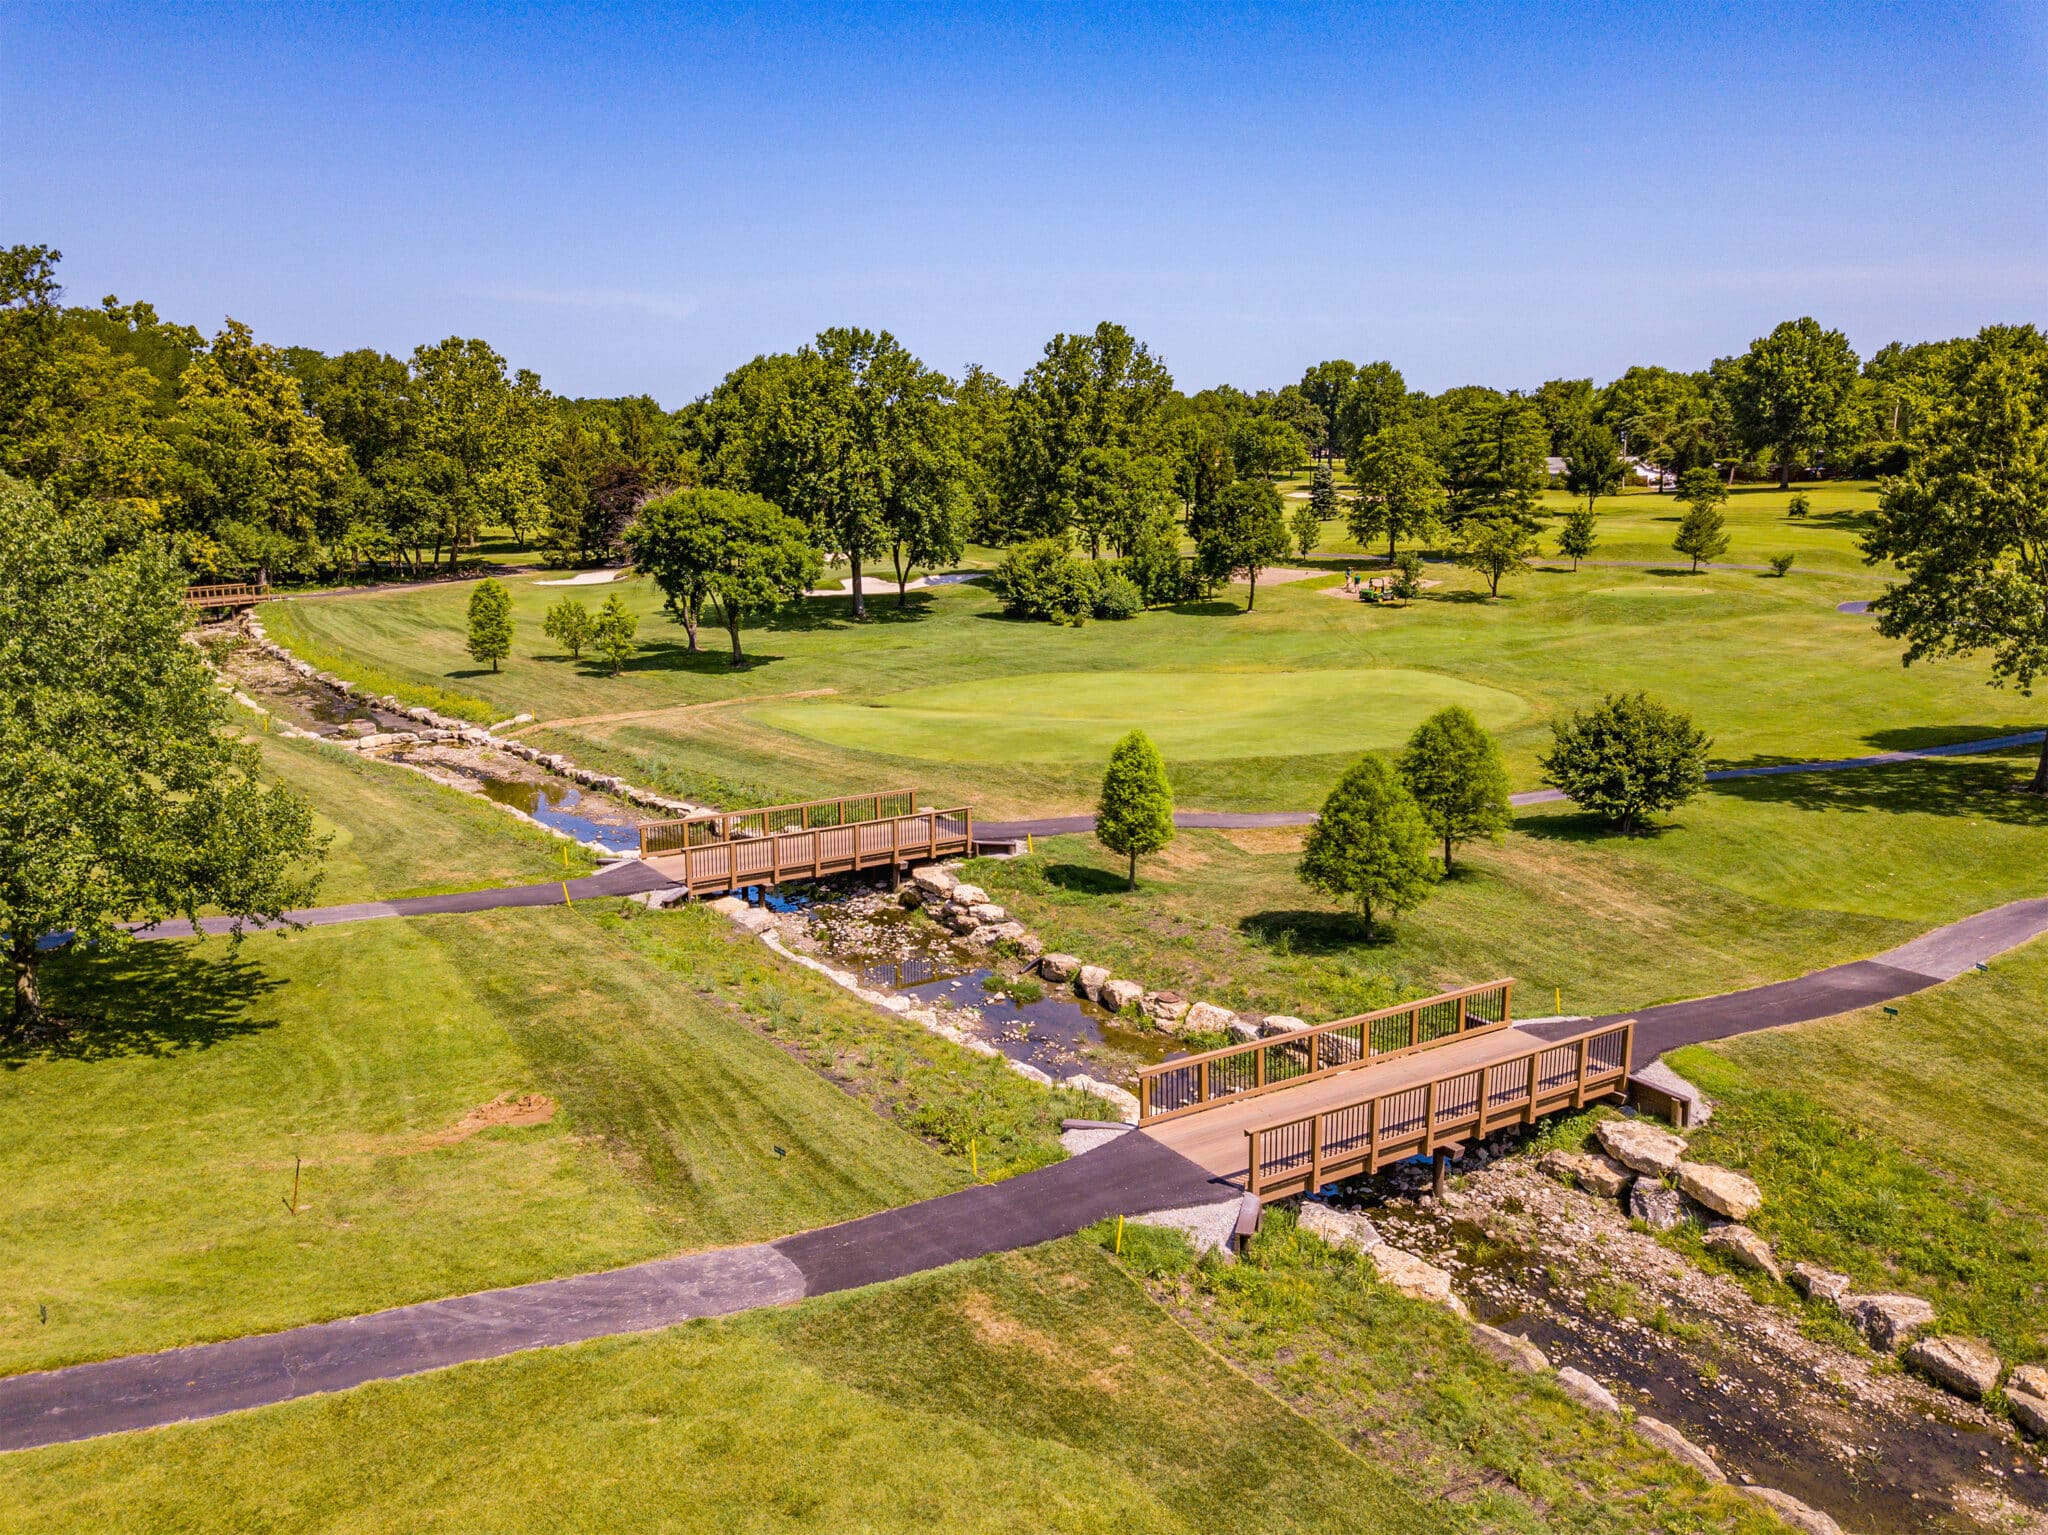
[783,887,1174,1080]
[469,778,641,855]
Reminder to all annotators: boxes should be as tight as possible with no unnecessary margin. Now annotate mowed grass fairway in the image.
[264,536,2021,817]
[0,1243,1770,1535]
[754,667,1528,763]
[0,738,1097,1374]
[964,752,2048,1021]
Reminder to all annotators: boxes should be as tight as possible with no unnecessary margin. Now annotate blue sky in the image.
[7,2,2045,403]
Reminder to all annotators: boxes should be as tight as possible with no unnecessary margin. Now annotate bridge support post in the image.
[1432,1148,1449,1200]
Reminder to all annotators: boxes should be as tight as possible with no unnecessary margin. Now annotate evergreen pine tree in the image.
[1094,729,1175,889]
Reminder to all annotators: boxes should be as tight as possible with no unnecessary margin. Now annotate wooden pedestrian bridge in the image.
[1134,981,1634,1200]
[636,789,978,897]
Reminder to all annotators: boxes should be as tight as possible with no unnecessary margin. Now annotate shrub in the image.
[1768,553,1795,577]
[991,538,1099,625]
[1391,551,1424,598]
[1787,493,1812,519]
[1539,691,1712,836]
[1095,569,1143,619]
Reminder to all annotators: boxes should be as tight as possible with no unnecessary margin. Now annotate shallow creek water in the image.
[1364,1184,2048,1535]
[790,889,1172,1081]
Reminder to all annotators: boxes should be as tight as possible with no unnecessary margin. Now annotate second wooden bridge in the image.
[1136,980,1634,1200]
[637,790,975,898]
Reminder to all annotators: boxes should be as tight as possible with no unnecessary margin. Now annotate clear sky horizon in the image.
[7,2,2046,406]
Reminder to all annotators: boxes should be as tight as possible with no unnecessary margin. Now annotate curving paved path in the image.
[0,1130,1226,1454]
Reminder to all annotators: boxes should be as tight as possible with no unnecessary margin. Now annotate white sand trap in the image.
[534,569,629,586]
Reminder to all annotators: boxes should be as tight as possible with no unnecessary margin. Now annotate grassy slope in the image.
[964,753,2048,1019]
[0,1245,1442,1535]
[1671,938,2048,1361]
[252,725,597,901]
[1,738,1092,1374]
[264,532,2023,818]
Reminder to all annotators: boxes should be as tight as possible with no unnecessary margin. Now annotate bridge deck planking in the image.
[1142,1025,1608,1184]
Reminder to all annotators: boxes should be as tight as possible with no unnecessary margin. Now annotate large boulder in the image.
[1368,1246,1465,1314]
[1631,1417,1725,1483]
[1075,965,1110,1003]
[1184,1000,1236,1036]
[1740,1488,1842,1535]
[1628,1182,1689,1232]
[1703,1224,1782,1282]
[969,902,1008,926]
[1789,1263,1852,1306]
[1597,1117,1688,1178]
[1539,1149,1633,1200]
[1848,1293,1937,1352]
[1259,1014,1310,1036]
[912,866,958,899]
[1142,991,1190,1027]
[2008,1387,2048,1439]
[1296,1202,1382,1254]
[1556,1367,1620,1415]
[1100,979,1145,1014]
[1676,1161,1762,1221]
[1469,1323,1548,1374]
[2013,1363,2048,1399]
[1226,1016,1262,1044]
[1904,1335,2002,1400]
[896,885,924,909]
[950,883,989,907]
[1061,1073,1140,1124]
[1038,953,1081,983]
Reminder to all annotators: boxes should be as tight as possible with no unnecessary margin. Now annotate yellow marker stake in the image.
[970,1139,979,1180]
[1555,986,1562,1014]
[562,881,571,907]
[1115,1215,1124,1256]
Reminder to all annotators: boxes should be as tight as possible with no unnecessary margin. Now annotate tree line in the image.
[0,241,1965,601]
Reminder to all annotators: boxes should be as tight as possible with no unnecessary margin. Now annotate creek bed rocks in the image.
[1330,1145,2048,1534]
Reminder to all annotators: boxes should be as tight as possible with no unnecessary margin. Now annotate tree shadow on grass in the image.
[1859,726,2045,755]
[1039,862,1130,895]
[1239,908,1387,953]
[604,639,788,677]
[3,944,282,1070]
[1513,808,1673,844]
[1705,760,2048,827]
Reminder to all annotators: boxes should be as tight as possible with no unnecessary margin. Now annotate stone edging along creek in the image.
[204,612,702,858]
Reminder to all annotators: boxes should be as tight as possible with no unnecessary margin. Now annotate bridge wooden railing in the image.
[645,807,973,896]
[1136,979,1513,1125]
[183,582,270,608]
[1243,1019,1634,1200]
[639,789,918,857]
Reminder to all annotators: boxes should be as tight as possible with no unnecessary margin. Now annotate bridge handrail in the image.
[1243,1019,1633,1198]
[639,788,918,856]
[183,581,270,605]
[1137,978,1514,1124]
[645,806,973,895]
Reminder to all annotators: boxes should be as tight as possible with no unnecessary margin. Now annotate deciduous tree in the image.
[1457,517,1537,597]
[591,592,639,675]
[1556,505,1599,569]
[1345,427,1444,562]
[1673,468,1731,571]
[1862,324,2048,791]
[1195,478,1289,610]
[1540,692,1711,835]
[1727,317,1861,489]
[1397,707,1512,872]
[542,595,594,659]
[0,483,322,1035]
[1562,422,1624,511]
[1298,754,1436,938]
[465,577,513,670]
[1095,729,1175,889]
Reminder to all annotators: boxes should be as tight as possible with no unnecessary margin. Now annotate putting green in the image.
[749,668,1529,764]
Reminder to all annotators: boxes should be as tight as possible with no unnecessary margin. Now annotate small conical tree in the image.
[1398,705,1512,873]
[466,577,513,671]
[1298,753,1437,938]
[1556,505,1598,570]
[1095,729,1175,890]
[591,592,638,675]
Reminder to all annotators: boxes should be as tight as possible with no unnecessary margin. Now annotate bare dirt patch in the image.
[430,1093,558,1145]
